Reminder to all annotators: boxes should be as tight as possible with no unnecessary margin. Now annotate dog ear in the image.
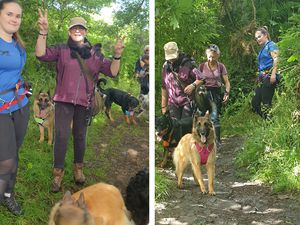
[47,90,51,98]
[76,192,86,209]
[62,191,74,205]
[204,110,210,118]
[39,89,42,94]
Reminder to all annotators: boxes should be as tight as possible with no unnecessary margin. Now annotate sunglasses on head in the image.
[208,45,218,51]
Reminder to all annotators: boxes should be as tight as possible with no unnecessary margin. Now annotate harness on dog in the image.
[0,80,28,112]
[194,142,214,165]
[34,107,54,126]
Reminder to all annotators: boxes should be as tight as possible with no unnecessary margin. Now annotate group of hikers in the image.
[0,0,126,215]
[160,26,279,146]
[0,0,279,219]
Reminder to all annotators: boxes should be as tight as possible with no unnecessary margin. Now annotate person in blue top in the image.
[0,0,29,215]
[252,26,279,119]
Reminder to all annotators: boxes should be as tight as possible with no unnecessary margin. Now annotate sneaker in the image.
[3,195,23,216]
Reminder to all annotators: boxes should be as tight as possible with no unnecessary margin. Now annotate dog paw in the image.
[39,139,44,143]
[208,191,216,196]
[200,189,207,194]
[48,141,52,145]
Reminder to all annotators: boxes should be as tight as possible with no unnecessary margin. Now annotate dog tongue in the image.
[201,134,206,143]
[39,110,47,118]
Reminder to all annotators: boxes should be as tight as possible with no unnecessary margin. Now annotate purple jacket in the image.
[37,44,113,107]
[162,62,204,106]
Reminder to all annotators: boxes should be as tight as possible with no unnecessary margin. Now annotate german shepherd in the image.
[48,183,135,225]
[33,91,54,145]
[155,110,193,167]
[173,112,217,195]
[97,81,139,125]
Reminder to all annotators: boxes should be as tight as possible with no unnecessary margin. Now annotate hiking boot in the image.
[52,168,64,193]
[73,163,85,185]
[3,194,23,216]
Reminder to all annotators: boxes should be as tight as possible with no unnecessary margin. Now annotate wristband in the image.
[113,56,121,60]
[38,32,48,36]
[191,82,196,88]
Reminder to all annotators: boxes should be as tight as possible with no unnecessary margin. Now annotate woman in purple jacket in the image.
[35,10,124,192]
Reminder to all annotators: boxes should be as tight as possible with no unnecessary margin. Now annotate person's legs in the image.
[52,102,74,192]
[181,103,193,119]
[53,102,74,168]
[72,105,88,184]
[0,113,19,215]
[0,159,15,201]
[261,80,276,119]
[168,104,182,120]
[5,104,29,194]
[252,86,263,117]
[208,89,222,147]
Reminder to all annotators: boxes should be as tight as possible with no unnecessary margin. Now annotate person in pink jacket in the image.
[35,10,124,192]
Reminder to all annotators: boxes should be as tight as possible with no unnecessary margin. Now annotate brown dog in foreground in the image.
[173,112,217,195]
[33,91,54,145]
[48,183,135,225]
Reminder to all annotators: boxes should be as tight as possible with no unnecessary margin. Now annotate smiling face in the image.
[255,30,269,46]
[0,2,22,37]
[205,49,219,62]
[68,25,87,45]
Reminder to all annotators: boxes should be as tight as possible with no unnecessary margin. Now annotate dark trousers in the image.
[252,78,276,119]
[206,87,222,128]
[139,75,149,95]
[169,103,193,120]
[54,102,88,168]
[0,104,29,197]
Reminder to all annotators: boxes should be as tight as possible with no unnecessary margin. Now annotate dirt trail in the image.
[87,113,149,196]
[155,136,300,225]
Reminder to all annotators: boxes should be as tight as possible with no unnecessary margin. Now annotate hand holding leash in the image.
[38,8,48,34]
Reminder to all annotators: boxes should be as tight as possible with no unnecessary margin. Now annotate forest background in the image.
[0,0,149,224]
[155,0,300,199]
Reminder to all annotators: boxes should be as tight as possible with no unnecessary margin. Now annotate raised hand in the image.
[38,8,48,34]
[114,37,125,57]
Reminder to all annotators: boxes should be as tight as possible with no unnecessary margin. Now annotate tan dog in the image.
[33,91,54,145]
[48,183,135,225]
[173,112,217,195]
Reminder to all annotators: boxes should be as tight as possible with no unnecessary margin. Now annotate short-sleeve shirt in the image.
[0,38,28,114]
[258,41,278,71]
[199,62,227,88]
[162,62,204,106]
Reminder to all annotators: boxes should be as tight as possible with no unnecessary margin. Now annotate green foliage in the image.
[155,1,300,202]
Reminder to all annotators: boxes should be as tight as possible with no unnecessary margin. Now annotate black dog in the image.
[155,110,193,167]
[194,85,217,117]
[125,168,149,225]
[98,81,139,124]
